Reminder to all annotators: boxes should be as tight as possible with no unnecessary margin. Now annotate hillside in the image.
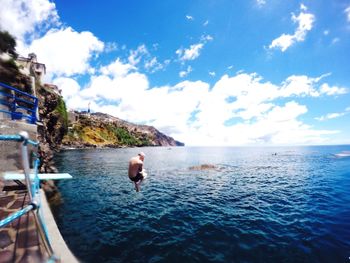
[63,111,184,148]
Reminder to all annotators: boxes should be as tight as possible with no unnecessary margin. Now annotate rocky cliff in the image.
[63,112,184,148]
[36,85,68,173]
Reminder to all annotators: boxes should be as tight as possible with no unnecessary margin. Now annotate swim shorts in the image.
[130,172,144,182]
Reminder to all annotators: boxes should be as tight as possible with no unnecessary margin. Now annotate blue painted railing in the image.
[0,82,38,124]
[0,132,57,262]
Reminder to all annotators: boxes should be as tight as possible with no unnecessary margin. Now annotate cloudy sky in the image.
[1,0,349,146]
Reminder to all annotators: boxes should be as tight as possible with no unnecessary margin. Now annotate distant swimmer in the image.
[128,152,147,192]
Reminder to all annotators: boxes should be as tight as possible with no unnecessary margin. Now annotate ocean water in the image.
[53,146,350,263]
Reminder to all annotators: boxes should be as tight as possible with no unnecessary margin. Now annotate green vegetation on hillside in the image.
[54,96,68,130]
[113,127,139,146]
[0,31,17,57]
[63,117,153,147]
[0,31,32,93]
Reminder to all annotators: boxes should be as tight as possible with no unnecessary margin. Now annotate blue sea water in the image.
[53,146,350,263]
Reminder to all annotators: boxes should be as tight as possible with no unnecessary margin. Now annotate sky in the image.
[0,0,350,146]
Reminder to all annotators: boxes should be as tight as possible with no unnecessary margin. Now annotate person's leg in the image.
[135,180,142,192]
[132,173,144,192]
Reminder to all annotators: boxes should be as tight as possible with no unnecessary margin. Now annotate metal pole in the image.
[32,97,38,124]
[0,205,34,228]
[19,131,34,202]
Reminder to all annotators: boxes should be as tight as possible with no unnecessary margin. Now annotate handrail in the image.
[0,82,37,99]
[0,82,38,124]
[0,204,36,228]
[0,134,39,146]
[0,132,57,262]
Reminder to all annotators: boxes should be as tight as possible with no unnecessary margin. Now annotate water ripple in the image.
[53,146,350,262]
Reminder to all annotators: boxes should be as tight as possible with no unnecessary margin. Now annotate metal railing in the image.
[0,132,57,262]
[0,82,38,124]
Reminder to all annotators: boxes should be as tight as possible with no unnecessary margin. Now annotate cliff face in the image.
[36,85,68,172]
[0,32,32,93]
[63,112,184,148]
[0,32,66,201]
[0,58,32,92]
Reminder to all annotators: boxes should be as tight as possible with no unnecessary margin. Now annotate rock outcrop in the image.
[189,164,218,171]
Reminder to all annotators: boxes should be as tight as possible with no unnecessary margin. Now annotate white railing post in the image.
[19,131,34,202]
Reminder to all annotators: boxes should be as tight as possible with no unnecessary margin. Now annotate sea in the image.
[52,146,350,263]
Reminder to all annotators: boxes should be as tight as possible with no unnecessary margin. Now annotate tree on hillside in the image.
[0,31,18,58]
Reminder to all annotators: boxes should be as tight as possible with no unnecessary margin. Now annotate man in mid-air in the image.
[128,152,147,192]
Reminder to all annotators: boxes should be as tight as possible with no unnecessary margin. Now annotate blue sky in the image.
[1,0,349,145]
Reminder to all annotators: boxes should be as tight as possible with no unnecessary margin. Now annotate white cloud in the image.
[186,15,194,21]
[176,34,213,63]
[144,57,166,73]
[266,101,307,122]
[51,77,97,112]
[269,5,315,52]
[269,34,294,52]
[152,43,159,50]
[176,43,204,62]
[24,27,104,78]
[203,20,209,26]
[256,0,266,7]
[52,77,81,108]
[179,66,193,78]
[52,77,80,98]
[201,35,214,42]
[104,42,118,52]
[209,71,216,77]
[144,57,157,70]
[1,0,106,86]
[65,67,346,145]
[300,3,307,11]
[0,0,59,43]
[164,59,171,66]
[128,44,149,66]
[331,38,340,45]
[188,98,335,146]
[315,112,346,121]
[126,44,166,73]
[82,72,149,102]
[345,6,350,22]
[280,75,320,97]
[292,11,315,40]
[319,83,347,96]
[100,58,136,77]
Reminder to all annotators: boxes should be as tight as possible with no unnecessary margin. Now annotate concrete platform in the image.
[0,179,79,263]
[0,180,50,262]
[0,119,79,262]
